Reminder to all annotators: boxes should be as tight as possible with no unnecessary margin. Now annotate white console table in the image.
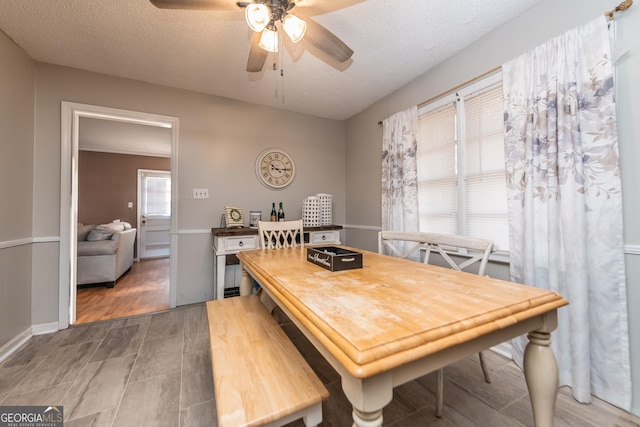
[211,225,342,300]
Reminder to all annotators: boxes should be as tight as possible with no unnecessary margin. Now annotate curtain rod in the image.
[377,65,500,126]
[377,0,633,126]
[606,0,633,20]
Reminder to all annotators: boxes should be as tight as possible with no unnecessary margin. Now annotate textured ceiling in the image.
[0,0,543,120]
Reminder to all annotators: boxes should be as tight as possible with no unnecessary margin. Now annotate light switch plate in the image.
[193,189,209,199]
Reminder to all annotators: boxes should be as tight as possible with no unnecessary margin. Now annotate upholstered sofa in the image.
[77,222,136,287]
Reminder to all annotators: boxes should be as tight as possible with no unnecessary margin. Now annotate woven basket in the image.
[302,196,320,227]
[316,193,333,226]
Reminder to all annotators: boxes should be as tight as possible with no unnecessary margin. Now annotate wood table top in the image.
[238,246,568,378]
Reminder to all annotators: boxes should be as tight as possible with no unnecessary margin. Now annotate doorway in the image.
[59,102,179,329]
[138,169,171,260]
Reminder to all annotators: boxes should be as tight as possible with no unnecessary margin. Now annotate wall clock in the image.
[255,148,296,190]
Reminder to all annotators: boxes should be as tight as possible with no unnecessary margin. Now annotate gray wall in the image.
[31,63,346,312]
[0,30,34,348]
[344,0,640,414]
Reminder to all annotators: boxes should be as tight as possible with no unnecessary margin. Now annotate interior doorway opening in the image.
[60,102,179,328]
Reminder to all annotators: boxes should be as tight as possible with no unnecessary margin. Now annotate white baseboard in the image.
[0,327,32,364]
[32,322,59,336]
[0,322,59,364]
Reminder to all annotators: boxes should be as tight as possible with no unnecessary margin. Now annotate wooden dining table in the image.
[236,245,568,427]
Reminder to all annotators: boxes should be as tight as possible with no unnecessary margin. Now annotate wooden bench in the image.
[206,295,329,427]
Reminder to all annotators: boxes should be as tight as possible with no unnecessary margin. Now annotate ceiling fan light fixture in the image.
[282,13,306,43]
[259,24,278,52]
[245,3,270,32]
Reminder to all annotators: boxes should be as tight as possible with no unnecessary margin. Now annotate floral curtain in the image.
[503,16,630,410]
[381,107,419,255]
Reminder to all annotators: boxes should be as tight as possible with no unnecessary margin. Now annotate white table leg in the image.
[352,408,383,427]
[523,330,559,427]
[239,262,253,296]
[341,373,392,427]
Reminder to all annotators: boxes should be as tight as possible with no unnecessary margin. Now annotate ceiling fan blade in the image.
[301,16,354,63]
[149,0,238,10]
[247,32,269,72]
[292,0,365,16]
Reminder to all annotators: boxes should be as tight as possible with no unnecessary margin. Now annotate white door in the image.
[138,169,171,259]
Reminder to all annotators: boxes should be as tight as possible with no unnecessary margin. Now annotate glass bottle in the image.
[278,202,285,221]
[270,202,277,222]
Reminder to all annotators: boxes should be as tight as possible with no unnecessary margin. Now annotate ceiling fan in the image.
[149,0,354,72]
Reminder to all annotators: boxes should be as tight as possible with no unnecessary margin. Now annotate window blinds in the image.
[417,81,509,251]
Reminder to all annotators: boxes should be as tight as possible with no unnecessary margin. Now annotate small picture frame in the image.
[249,210,262,228]
[224,206,244,228]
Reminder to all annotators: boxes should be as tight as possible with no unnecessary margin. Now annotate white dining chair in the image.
[254,220,304,318]
[378,230,498,417]
[258,219,304,249]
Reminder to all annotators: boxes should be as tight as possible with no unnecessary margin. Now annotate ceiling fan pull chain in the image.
[279,32,284,77]
[280,66,285,104]
[279,33,285,104]
[273,49,279,99]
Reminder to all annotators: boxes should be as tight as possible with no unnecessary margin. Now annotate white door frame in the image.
[137,168,171,261]
[59,101,179,328]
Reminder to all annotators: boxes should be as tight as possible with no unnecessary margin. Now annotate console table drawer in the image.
[225,236,258,251]
[309,230,340,245]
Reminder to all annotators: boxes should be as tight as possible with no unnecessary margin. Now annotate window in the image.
[417,73,509,251]
[144,175,171,217]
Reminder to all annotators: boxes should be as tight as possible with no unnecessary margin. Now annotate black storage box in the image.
[306,246,363,272]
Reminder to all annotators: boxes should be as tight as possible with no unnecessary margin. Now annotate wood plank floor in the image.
[75,258,170,324]
[1,303,638,426]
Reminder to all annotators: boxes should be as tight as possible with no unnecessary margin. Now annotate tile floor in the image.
[0,305,212,427]
[0,303,638,427]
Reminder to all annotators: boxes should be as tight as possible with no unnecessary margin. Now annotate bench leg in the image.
[260,402,324,427]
